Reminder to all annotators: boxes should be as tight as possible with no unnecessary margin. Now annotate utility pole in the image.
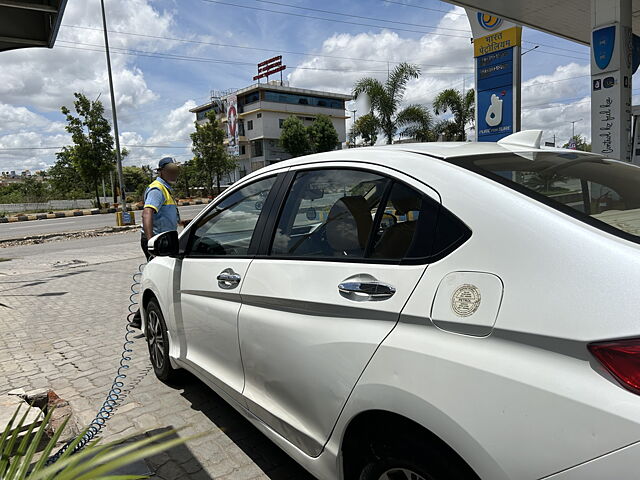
[100,0,127,214]
[110,171,116,204]
[569,118,583,140]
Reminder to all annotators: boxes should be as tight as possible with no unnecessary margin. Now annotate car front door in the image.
[237,165,443,456]
[178,173,279,401]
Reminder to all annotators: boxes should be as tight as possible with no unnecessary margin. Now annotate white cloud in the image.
[0,0,177,171]
[287,6,474,104]
[522,63,590,108]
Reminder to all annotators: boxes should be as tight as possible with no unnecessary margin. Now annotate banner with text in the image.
[466,9,521,142]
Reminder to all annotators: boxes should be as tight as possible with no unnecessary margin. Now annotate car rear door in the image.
[237,163,443,456]
[178,172,283,402]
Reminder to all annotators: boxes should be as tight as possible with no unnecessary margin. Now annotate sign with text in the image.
[591,23,632,161]
[473,26,522,57]
[253,55,286,81]
[476,46,518,141]
[467,9,521,142]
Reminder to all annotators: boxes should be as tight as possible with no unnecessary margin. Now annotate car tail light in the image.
[588,338,640,395]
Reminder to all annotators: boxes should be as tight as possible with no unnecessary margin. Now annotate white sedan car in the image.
[141,130,640,480]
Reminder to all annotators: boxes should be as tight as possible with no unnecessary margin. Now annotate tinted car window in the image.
[270,168,469,262]
[271,169,388,258]
[188,176,276,257]
[370,182,427,259]
[453,152,640,242]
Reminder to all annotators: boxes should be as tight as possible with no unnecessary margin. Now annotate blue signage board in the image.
[592,25,616,71]
[476,47,515,142]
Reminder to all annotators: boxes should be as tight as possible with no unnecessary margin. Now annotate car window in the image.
[454,152,640,241]
[369,182,428,259]
[188,176,276,257]
[269,168,469,262]
[271,169,389,258]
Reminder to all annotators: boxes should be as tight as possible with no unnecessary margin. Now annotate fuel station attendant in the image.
[131,157,183,329]
[140,157,182,260]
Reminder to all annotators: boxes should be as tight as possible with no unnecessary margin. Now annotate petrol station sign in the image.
[467,10,522,142]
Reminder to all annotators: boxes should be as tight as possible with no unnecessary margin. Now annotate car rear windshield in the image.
[452,151,640,243]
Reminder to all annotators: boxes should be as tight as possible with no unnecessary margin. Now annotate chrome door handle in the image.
[217,269,241,289]
[338,281,396,300]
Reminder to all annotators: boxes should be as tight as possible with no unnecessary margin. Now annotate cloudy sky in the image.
[0,0,634,172]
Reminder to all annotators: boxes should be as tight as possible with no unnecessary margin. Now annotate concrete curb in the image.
[0,198,212,224]
[0,225,141,246]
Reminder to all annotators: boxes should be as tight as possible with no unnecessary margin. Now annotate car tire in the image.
[145,298,179,383]
[358,435,475,480]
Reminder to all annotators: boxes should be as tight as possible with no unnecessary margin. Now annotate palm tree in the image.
[433,88,475,141]
[353,63,433,144]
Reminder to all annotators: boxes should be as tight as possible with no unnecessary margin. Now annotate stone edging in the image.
[0,198,213,224]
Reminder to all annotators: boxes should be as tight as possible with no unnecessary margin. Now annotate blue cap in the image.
[158,157,178,169]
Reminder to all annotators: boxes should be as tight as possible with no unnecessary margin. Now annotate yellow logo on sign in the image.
[474,26,522,57]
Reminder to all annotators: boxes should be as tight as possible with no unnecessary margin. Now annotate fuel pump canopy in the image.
[0,0,68,53]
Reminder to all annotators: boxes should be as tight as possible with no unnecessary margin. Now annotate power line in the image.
[380,0,588,57]
[249,0,472,32]
[380,0,466,16]
[0,144,191,151]
[55,40,474,74]
[60,24,475,71]
[205,0,589,58]
[199,0,472,39]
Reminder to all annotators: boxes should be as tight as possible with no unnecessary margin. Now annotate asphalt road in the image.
[0,204,207,240]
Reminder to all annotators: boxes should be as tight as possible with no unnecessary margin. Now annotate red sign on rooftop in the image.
[253,55,286,81]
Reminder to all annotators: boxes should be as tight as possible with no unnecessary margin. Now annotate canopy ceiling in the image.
[445,0,640,45]
[0,0,68,52]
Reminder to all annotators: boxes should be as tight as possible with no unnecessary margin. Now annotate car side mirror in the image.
[148,230,179,257]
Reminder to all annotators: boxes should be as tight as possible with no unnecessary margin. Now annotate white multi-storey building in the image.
[190,81,352,180]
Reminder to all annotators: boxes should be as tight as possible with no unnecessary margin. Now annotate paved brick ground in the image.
[0,249,314,479]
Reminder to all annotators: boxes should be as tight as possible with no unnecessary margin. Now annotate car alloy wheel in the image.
[146,309,165,370]
[377,468,427,480]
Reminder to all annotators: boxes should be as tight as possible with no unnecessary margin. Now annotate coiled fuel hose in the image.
[45,262,146,465]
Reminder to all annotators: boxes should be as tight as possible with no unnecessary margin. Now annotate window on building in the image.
[257,113,262,118]
[251,140,264,157]
[305,117,314,121]
[240,145,246,155]
[263,91,344,109]
[243,91,260,105]
[196,107,213,122]
[247,120,254,130]
[279,119,285,128]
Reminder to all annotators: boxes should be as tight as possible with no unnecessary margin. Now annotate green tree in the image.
[349,113,379,146]
[433,88,475,141]
[20,177,48,203]
[191,111,237,195]
[308,114,339,152]
[59,93,118,208]
[174,159,203,198]
[397,105,435,142]
[353,62,433,144]
[562,134,591,152]
[279,116,311,157]
[48,152,88,199]
[123,166,153,201]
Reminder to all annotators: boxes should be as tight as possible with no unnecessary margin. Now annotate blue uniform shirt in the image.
[143,177,180,236]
